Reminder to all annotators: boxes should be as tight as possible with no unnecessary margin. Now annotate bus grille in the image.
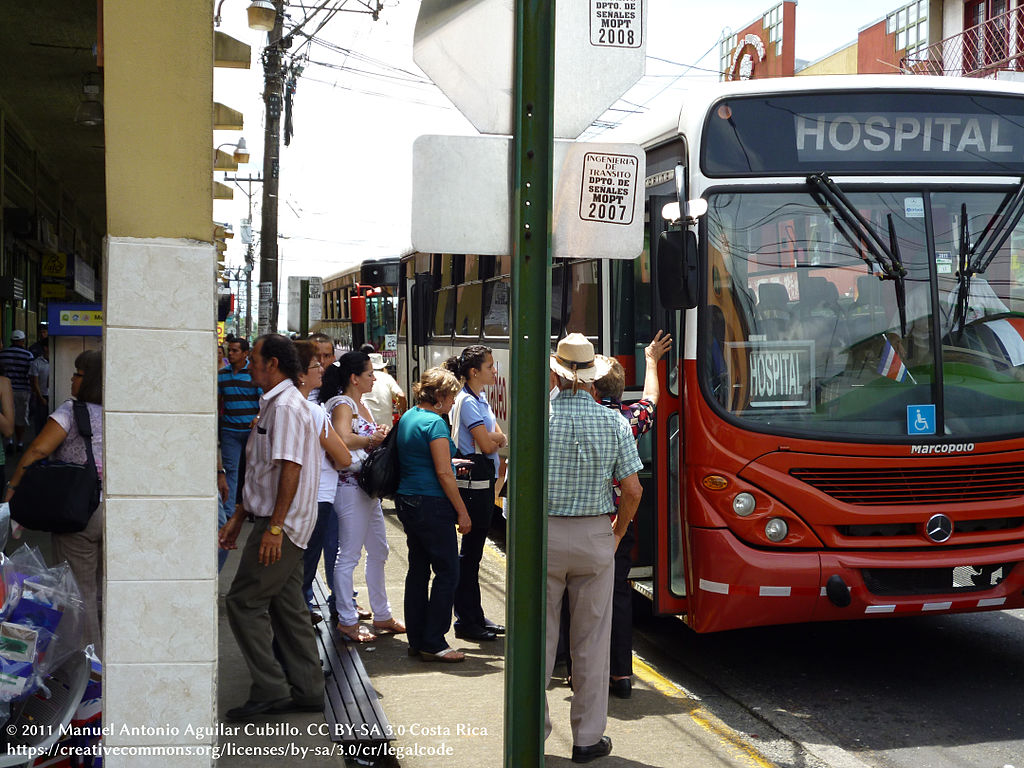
[862,563,1015,596]
[836,517,1024,537]
[790,464,1024,505]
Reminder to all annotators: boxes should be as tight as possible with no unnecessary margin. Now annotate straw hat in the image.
[368,353,387,370]
[549,333,597,383]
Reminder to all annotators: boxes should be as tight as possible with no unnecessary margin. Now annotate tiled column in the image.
[100,0,216,762]
[102,237,218,766]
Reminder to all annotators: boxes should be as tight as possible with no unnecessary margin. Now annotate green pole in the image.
[505,1,554,766]
[300,278,309,337]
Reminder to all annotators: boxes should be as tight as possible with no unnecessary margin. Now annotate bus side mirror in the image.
[657,229,699,310]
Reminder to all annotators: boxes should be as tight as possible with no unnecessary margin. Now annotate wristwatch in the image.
[268,525,283,535]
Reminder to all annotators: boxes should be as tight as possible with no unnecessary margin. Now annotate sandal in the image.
[372,618,406,634]
[338,623,377,643]
[419,647,465,663]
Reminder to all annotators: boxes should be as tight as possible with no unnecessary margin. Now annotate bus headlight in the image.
[764,518,789,542]
[732,493,756,517]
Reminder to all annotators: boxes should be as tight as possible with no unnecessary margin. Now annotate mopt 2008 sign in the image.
[590,0,643,48]
[580,152,638,225]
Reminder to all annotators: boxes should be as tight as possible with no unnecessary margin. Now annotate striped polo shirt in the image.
[0,346,34,391]
[218,360,262,431]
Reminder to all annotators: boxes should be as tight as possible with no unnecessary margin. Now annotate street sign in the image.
[414,0,646,138]
[412,135,644,258]
[552,142,644,260]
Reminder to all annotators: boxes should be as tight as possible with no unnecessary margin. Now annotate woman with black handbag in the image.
[4,350,103,657]
[444,346,507,642]
[320,353,404,643]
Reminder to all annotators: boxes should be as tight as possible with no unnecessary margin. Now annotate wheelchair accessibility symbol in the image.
[907,404,936,435]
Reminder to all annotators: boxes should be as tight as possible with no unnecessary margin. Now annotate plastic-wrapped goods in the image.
[0,545,85,705]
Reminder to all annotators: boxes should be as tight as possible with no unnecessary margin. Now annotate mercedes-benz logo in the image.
[925,513,954,543]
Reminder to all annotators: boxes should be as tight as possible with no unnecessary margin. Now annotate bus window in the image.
[439,254,455,287]
[483,277,510,337]
[552,261,600,337]
[434,287,455,337]
[610,259,636,358]
[455,282,483,337]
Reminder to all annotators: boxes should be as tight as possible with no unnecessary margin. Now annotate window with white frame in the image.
[719,31,738,79]
[762,3,784,57]
[887,0,929,59]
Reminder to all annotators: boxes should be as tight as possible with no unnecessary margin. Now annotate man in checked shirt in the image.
[545,333,643,764]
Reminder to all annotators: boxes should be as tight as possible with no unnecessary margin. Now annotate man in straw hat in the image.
[545,332,643,763]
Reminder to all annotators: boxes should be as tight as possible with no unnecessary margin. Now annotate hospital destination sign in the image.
[702,90,1024,176]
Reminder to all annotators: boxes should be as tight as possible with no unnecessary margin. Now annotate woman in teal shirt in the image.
[395,366,471,662]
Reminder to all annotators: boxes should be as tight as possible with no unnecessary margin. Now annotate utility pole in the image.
[224,174,262,342]
[259,0,286,334]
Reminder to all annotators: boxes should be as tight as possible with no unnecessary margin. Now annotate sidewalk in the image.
[216,504,772,767]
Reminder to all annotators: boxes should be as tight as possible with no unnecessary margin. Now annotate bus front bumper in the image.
[688,527,1024,633]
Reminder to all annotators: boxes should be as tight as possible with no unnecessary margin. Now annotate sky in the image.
[213,0,907,322]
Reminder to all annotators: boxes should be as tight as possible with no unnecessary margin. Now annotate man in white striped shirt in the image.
[219,334,324,720]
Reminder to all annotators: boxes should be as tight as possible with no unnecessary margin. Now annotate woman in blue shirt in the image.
[444,345,507,641]
[395,366,471,662]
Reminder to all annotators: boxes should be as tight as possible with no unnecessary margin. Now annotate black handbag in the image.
[9,401,101,534]
[357,427,401,500]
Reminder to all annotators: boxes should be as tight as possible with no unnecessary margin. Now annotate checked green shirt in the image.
[548,390,643,517]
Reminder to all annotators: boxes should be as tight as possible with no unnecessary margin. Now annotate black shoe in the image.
[483,620,506,635]
[225,697,292,720]
[572,736,612,763]
[268,698,322,714]
[310,612,323,626]
[609,677,632,699]
[454,626,497,641]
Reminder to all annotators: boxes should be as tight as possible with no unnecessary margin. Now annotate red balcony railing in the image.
[902,5,1024,77]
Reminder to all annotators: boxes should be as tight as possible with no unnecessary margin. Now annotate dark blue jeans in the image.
[218,427,249,572]
[453,485,495,631]
[396,493,460,654]
[302,501,338,617]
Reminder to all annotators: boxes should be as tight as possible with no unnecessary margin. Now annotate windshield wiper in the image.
[887,213,907,338]
[807,173,902,279]
[953,202,972,335]
[950,179,1024,335]
[967,177,1024,277]
[807,173,908,335]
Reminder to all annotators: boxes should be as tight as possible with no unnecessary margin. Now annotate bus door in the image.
[649,194,688,616]
[613,193,688,615]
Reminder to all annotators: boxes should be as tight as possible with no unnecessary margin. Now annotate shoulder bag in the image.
[357,426,401,500]
[9,401,101,534]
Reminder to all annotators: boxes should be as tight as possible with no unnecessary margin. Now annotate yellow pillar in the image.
[102,2,218,762]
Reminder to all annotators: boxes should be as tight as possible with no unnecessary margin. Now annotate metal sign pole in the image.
[505,1,553,766]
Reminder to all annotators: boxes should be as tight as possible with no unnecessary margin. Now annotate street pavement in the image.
[216,503,777,767]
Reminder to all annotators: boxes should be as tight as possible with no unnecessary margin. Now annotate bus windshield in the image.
[702,186,1024,440]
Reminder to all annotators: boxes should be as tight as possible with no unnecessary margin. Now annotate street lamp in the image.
[215,137,250,164]
[214,0,277,30]
[246,1,277,31]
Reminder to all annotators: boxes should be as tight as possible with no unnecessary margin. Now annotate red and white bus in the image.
[397,75,1024,632]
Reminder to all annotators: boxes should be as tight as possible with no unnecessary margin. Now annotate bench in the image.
[310,577,392,765]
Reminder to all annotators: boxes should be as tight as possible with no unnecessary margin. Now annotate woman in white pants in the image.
[321,352,404,642]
